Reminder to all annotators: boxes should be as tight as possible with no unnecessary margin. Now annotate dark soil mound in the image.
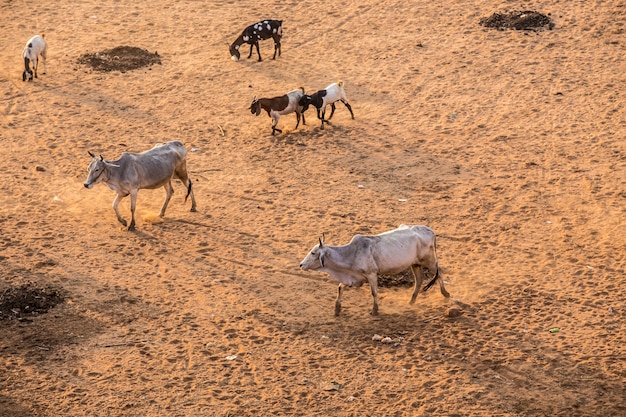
[480,10,554,31]
[0,282,65,320]
[77,46,161,72]
[378,269,414,288]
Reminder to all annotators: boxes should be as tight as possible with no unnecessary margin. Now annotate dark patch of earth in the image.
[480,10,554,31]
[77,46,161,72]
[0,282,65,321]
[378,269,414,288]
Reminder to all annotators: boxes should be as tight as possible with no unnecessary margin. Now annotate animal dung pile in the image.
[0,282,65,321]
[77,46,161,72]
[480,10,554,31]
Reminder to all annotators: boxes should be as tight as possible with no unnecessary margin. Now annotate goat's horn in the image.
[99,154,104,161]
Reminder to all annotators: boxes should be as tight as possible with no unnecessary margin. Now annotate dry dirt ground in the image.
[0,0,625,416]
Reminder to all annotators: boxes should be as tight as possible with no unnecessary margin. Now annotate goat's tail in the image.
[185,179,192,203]
[41,33,46,39]
[337,80,344,88]
[423,265,439,292]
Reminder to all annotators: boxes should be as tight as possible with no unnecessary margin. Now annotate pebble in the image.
[446,307,464,317]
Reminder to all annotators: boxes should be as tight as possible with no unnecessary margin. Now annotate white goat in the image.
[249,87,306,135]
[22,34,47,81]
[298,81,354,130]
[300,225,450,316]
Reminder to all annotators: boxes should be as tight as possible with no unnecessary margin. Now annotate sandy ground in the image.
[1,0,625,416]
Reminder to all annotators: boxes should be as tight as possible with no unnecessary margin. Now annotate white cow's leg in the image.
[409,264,425,304]
[160,181,174,218]
[365,274,379,316]
[334,284,344,316]
[112,193,128,227]
[175,165,197,212]
[438,271,450,298]
[128,189,138,231]
[187,179,197,212]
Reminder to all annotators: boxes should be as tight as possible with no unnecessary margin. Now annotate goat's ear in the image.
[255,105,261,116]
[88,151,95,158]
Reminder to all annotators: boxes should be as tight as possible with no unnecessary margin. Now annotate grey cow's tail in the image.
[422,266,439,292]
[184,180,192,203]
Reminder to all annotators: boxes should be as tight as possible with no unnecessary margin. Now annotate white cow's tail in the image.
[422,266,439,292]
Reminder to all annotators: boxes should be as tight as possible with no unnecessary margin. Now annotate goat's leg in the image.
[294,112,301,130]
[41,50,47,75]
[342,100,355,119]
[247,44,254,59]
[272,36,281,59]
[271,114,282,135]
[33,57,38,79]
[160,181,174,218]
[254,43,263,61]
[327,103,337,120]
[409,264,425,304]
[128,190,139,231]
[335,284,344,316]
[112,193,128,227]
[319,108,326,130]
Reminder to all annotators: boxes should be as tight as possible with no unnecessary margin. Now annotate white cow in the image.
[84,140,197,230]
[300,225,450,316]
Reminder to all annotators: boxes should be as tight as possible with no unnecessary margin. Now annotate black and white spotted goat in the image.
[299,81,354,130]
[230,19,282,62]
[22,34,47,81]
[249,88,306,135]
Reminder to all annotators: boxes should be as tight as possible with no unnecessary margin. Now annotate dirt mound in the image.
[77,46,161,72]
[378,269,415,287]
[0,283,65,320]
[480,10,554,31]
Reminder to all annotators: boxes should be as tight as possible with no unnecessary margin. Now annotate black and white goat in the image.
[299,81,354,130]
[22,34,47,81]
[249,88,306,135]
[230,20,282,62]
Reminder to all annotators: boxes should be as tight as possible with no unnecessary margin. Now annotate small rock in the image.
[372,334,383,342]
[381,337,393,344]
[446,307,464,317]
[35,166,46,172]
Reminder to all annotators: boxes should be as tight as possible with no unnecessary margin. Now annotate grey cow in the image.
[300,225,450,316]
[84,140,197,230]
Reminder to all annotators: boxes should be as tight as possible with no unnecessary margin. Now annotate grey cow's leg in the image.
[439,272,451,298]
[159,182,174,218]
[409,264,425,304]
[128,189,139,231]
[334,284,344,316]
[112,193,128,227]
[367,274,379,316]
